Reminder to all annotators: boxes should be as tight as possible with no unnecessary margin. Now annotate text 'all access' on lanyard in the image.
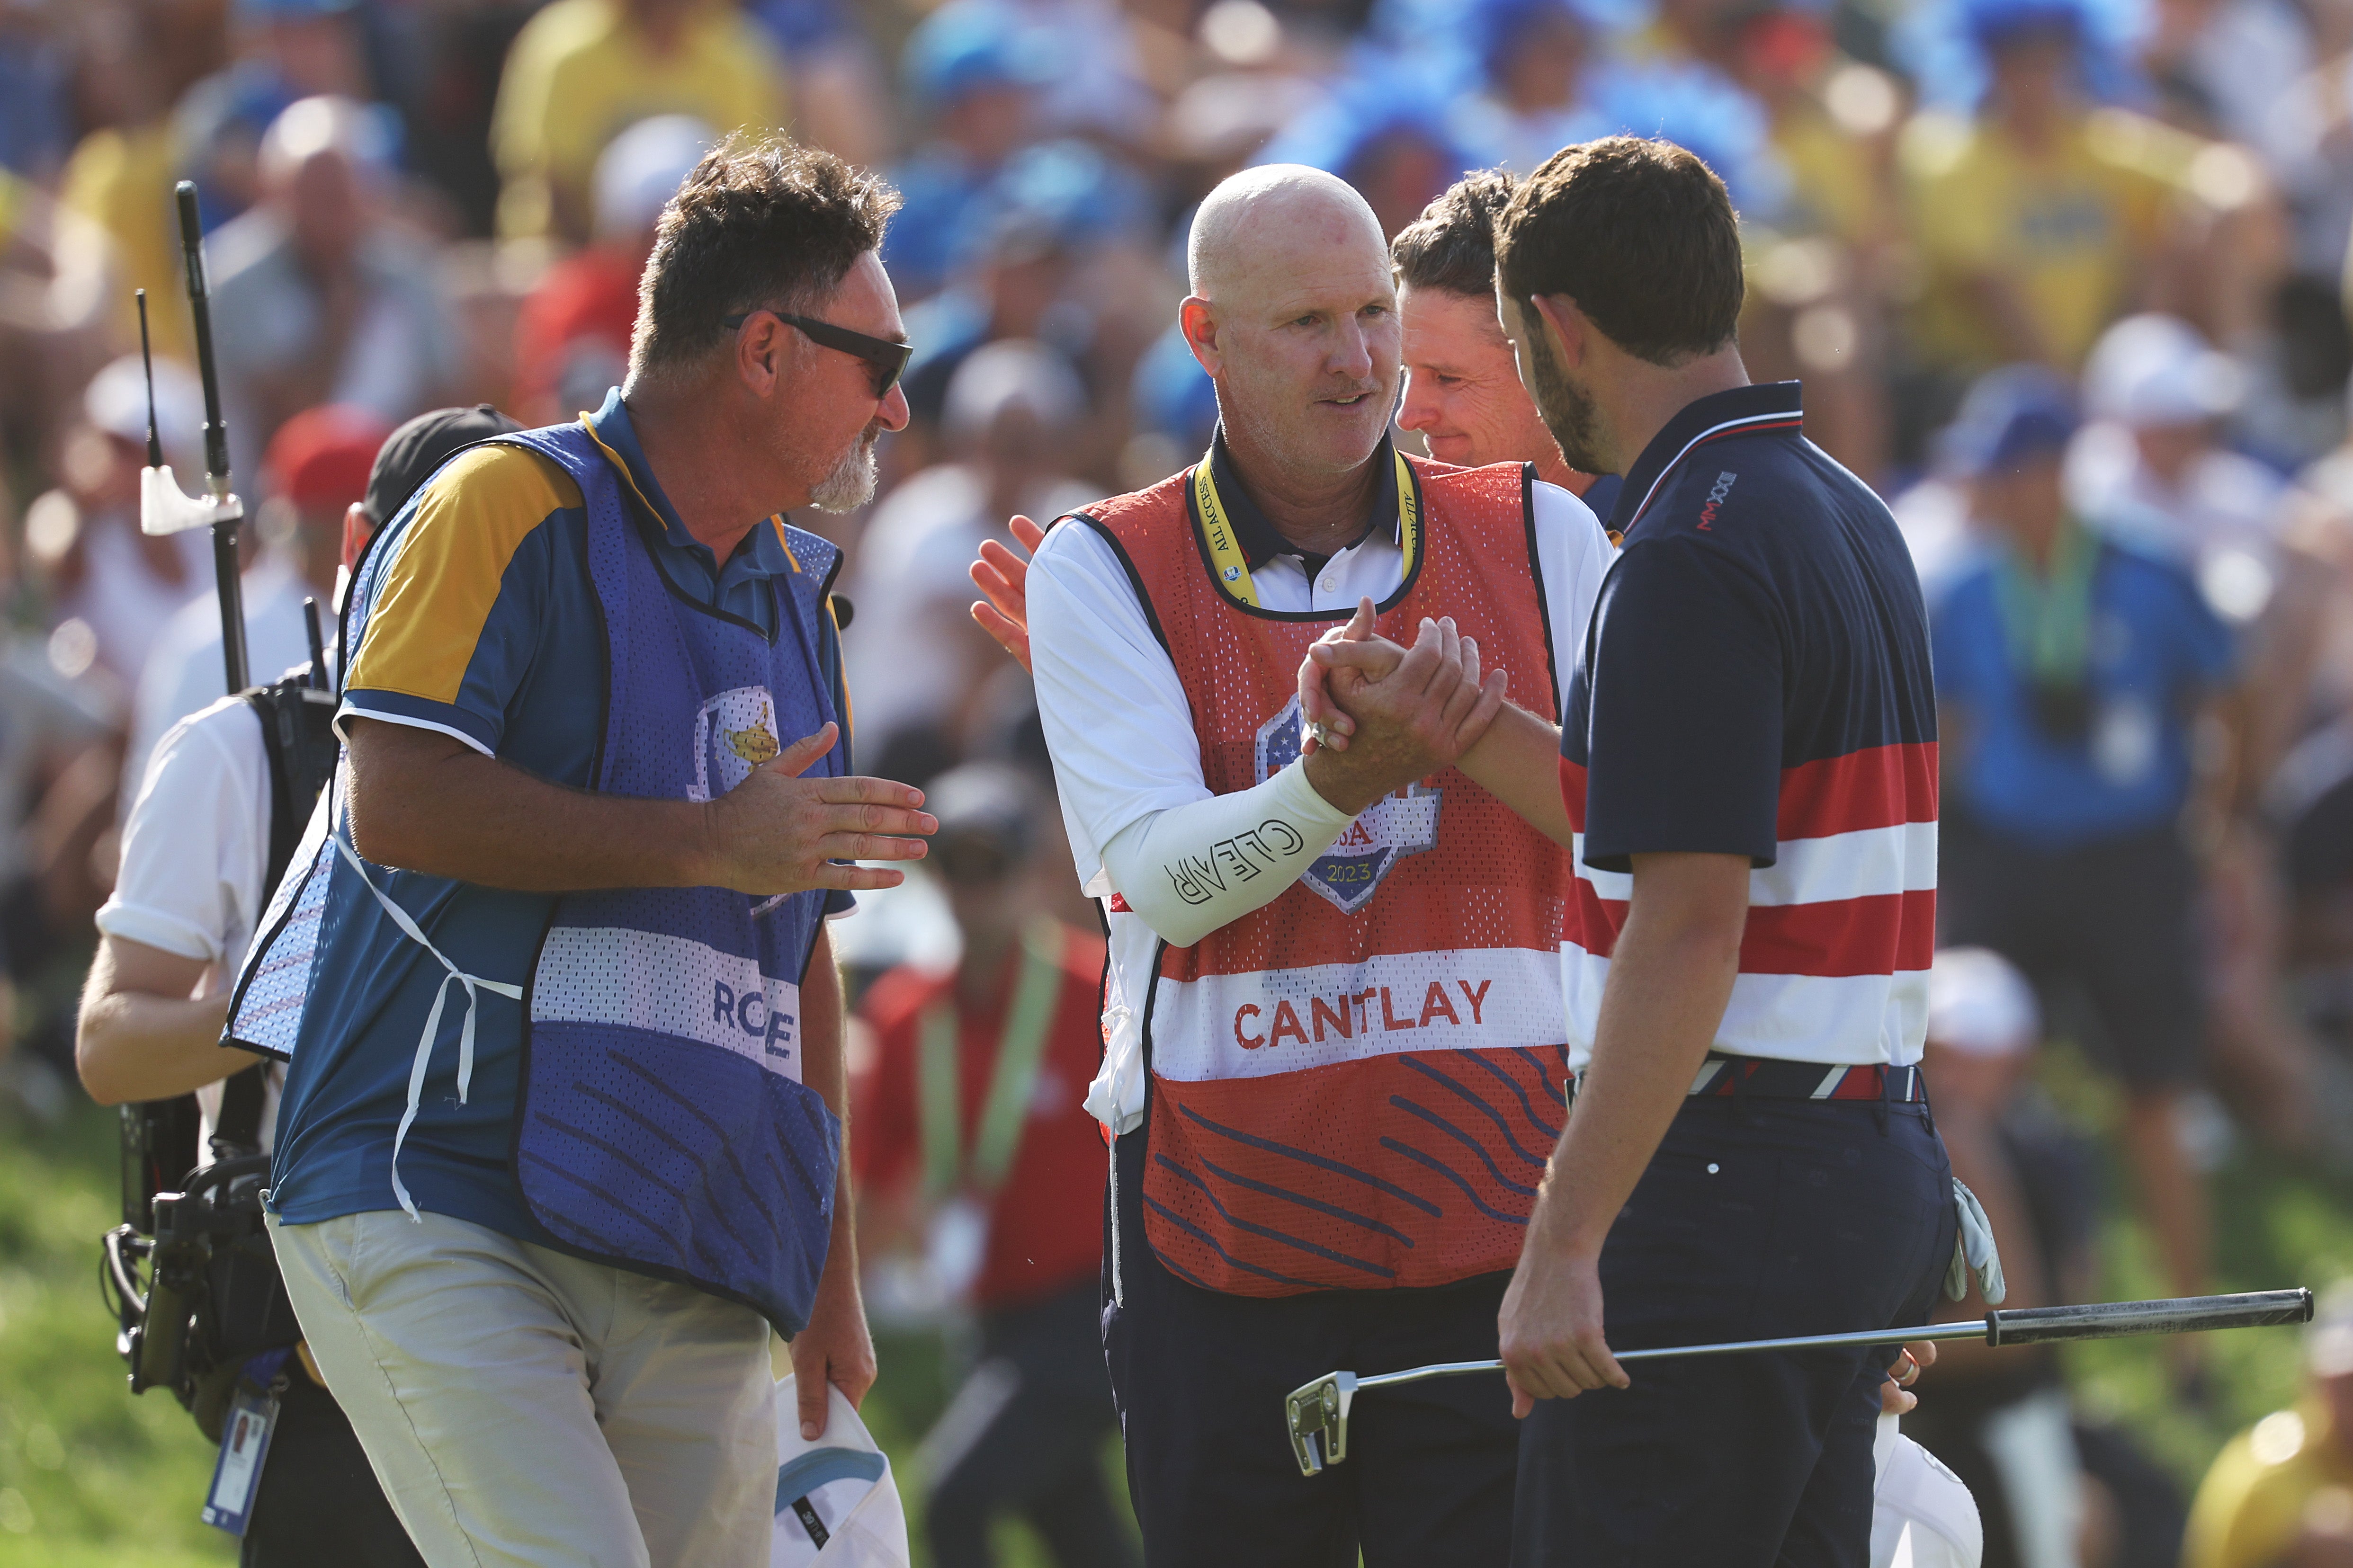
[1193,445,1421,609]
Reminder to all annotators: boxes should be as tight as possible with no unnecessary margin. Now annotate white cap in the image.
[593,115,716,241]
[259,94,392,184]
[2083,313,2244,429]
[772,1372,908,1566]
[1925,947,2040,1058]
[944,339,1084,445]
[82,353,203,470]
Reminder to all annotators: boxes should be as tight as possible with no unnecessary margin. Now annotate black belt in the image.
[1571,1054,1926,1104]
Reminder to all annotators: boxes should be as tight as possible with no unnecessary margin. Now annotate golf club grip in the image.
[174,182,232,487]
[1986,1288,2313,1346]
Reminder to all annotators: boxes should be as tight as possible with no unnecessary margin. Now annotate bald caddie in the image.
[1017,165,1612,1563]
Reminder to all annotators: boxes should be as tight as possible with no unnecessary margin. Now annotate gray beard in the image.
[1523,329,1611,475]
[809,432,879,513]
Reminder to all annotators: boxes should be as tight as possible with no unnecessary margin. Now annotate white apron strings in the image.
[332,834,525,1219]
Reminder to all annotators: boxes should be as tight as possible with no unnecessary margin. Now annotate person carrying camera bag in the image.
[80,404,519,1566]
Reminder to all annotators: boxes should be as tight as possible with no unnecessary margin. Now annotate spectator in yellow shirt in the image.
[491,0,788,243]
[1900,0,2218,378]
[2184,1282,2353,1568]
[58,118,180,361]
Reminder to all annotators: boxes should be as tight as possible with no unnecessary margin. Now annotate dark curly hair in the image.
[629,134,904,383]
[1390,168,1519,299]
[1494,137,1743,367]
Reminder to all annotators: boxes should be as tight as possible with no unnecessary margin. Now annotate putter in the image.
[1284,1287,2314,1476]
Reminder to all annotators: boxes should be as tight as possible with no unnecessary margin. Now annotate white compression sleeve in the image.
[1100,760,1357,948]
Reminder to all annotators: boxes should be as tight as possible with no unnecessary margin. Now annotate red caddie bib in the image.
[1071,452,1572,1295]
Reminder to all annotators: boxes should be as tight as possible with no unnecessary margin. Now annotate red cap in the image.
[263,405,395,511]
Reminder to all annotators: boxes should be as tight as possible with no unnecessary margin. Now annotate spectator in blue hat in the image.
[887,2,1051,303]
[1447,0,1614,176]
[1440,0,1793,223]
[0,3,69,185]
[172,0,376,232]
[893,139,1154,477]
[1930,364,2237,1378]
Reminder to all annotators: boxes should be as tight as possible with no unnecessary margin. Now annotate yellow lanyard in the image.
[1193,446,1421,609]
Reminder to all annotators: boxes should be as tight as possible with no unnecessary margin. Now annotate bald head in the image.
[1187,164,1388,300]
[1177,164,1402,487]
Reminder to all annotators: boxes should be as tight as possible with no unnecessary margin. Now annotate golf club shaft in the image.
[1351,1289,2314,1395]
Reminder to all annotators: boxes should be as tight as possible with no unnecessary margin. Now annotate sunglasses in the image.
[722,307,912,399]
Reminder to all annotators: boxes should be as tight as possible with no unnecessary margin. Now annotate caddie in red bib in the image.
[1093,444,1569,1295]
[1022,165,1613,1565]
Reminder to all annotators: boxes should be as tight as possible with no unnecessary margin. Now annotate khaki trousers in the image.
[270,1209,776,1568]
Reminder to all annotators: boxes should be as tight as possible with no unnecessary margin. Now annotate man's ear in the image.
[1527,294,1586,369]
[1179,296,1222,376]
[341,502,371,571]
[735,311,791,395]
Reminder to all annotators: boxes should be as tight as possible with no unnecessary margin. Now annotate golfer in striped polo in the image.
[1310,136,1956,1566]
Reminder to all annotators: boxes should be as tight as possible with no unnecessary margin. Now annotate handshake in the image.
[966,515,1513,822]
[1294,598,1512,816]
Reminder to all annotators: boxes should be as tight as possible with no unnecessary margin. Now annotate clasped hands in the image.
[968,520,1508,817]
[1294,598,1510,815]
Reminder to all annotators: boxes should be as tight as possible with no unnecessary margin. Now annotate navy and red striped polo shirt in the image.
[1558,381,1938,1069]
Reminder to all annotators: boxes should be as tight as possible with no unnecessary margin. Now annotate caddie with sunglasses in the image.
[250,135,934,1568]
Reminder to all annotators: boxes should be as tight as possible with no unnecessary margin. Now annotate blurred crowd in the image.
[13,0,2353,1562]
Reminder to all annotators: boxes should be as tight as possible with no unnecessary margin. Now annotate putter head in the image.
[1285,1371,1357,1477]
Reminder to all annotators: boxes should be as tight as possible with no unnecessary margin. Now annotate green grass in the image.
[2035,1042,2353,1490]
[0,1098,231,1567]
[4,1052,2346,1563]
[0,1095,1126,1566]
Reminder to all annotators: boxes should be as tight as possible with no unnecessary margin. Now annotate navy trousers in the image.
[928,1283,1135,1568]
[243,1370,424,1568]
[1512,1097,1956,1568]
[1102,1127,1521,1567]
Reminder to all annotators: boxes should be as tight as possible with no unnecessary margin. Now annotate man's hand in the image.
[345,718,933,895]
[1298,606,1507,815]
[701,724,936,895]
[1497,1248,1628,1418]
[1298,599,1383,756]
[969,514,1049,673]
[1879,1341,1935,1416]
[789,1258,876,1439]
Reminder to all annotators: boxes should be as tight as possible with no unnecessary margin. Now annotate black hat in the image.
[362,404,526,526]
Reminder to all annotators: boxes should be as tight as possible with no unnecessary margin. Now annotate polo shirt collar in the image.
[587,388,795,579]
[1206,428,1400,568]
[1609,380,1805,537]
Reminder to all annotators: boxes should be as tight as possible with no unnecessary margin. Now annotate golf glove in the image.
[1946,1178,2006,1304]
